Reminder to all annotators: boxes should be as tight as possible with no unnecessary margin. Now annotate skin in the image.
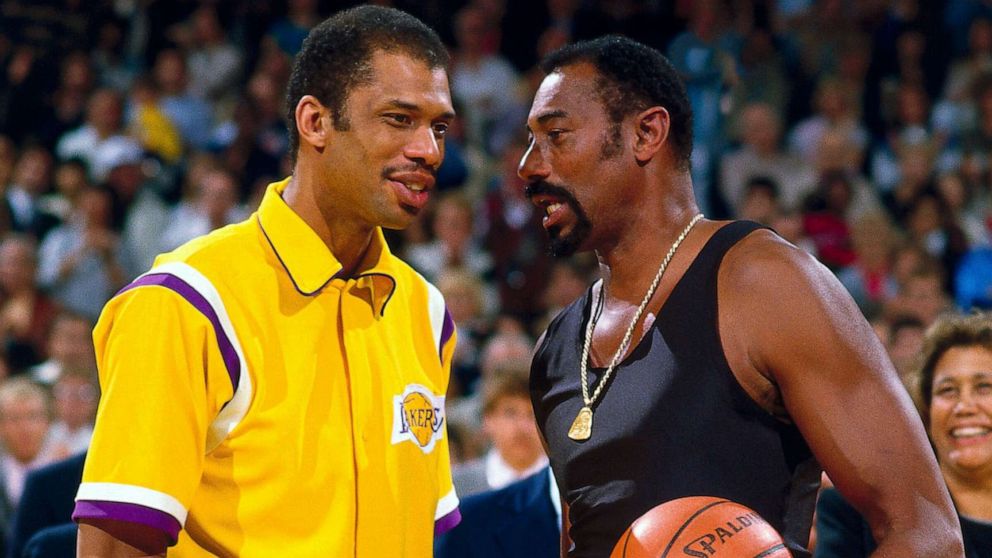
[520,62,964,558]
[77,49,454,558]
[483,394,545,472]
[929,346,992,521]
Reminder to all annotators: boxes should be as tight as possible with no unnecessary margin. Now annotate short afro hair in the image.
[284,5,449,161]
[540,35,693,171]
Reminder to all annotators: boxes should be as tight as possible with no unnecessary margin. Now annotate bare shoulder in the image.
[717,228,879,385]
[719,228,830,293]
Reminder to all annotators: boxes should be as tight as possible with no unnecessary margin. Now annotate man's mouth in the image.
[528,193,570,230]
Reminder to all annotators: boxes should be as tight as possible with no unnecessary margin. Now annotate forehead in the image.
[350,50,453,115]
[528,63,605,125]
[934,346,992,380]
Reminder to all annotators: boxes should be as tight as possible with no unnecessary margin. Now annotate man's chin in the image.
[548,233,582,258]
[547,221,592,258]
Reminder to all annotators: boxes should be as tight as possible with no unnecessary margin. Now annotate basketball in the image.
[610,496,791,558]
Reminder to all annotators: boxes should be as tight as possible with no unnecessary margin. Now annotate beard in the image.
[524,180,592,258]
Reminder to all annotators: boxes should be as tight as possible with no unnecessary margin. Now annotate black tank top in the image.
[530,221,821,558]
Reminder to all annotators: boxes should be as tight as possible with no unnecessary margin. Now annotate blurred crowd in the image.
[0,0,990,552]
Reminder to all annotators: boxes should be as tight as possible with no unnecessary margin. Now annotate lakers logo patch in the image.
[391,384,445,453]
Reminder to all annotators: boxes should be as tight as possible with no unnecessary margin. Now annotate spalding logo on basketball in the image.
[610,496,792,558]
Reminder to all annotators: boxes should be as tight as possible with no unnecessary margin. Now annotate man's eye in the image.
[387,114,412,126]
[432,123,449,137]
[548,130,565,141]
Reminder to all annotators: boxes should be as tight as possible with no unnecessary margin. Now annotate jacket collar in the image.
[256,178,398,316]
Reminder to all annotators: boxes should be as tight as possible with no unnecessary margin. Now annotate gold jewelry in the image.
[567,213,704,441]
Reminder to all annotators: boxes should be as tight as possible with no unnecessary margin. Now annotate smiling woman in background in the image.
[815,311,992,557]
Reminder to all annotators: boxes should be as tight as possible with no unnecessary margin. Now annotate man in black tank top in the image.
[518,35,964,558]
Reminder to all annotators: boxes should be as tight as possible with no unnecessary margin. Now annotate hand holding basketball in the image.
[610,496,791,558]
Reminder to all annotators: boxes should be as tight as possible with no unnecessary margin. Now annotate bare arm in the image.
[77,519,168,557]
[719,231,964,557]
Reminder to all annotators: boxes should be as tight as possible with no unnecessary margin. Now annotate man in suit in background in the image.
[436,467,559,558]
[7,452,85,558]
[452,366,548,498]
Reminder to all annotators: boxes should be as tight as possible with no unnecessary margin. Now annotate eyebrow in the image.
[935,371,992,383]
[384,99,455,120]
[536,109,569,125]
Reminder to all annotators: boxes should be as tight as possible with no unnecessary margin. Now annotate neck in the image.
[500,451,542,474]
[283,173,375,277]
[944,467,992,521]
[596,174,700,302]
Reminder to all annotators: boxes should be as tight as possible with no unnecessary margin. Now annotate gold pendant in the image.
[568,406,593,441]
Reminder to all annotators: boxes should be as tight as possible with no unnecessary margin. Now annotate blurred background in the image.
[0,0,990,550]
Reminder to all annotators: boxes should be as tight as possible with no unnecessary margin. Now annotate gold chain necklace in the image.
[567,213,704,441]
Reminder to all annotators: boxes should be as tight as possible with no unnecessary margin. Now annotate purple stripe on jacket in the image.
[435,507,462,536]
[73,500,182,544]
[120,273,240,390]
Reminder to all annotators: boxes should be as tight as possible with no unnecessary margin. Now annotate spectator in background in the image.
[42,158,90,223]
[0,235,58,374]
[886,315,926,390]
[0,379,54,523]
[126,76,182,166]
[7,452,86,558]
[726,26,791,128]
[452,366,548,498]
[937,171,990,248]
[737,176,783,226]
[447,329,534,441]
[405,192,493,285]
[37,52,94,151]
[265,0,321,57]
[183,6,243,105]
[955,246,992,311]
[534,256,596,337]
[886,264,954,327]
[54,89,130,184]
[43,369,98,461]
[943,16,992,122]
[816,311,992,557]
[667,0,738,215]
[801,170,857,270]
[0,137,17,193]
[811,128,880,222]
[436,269,490,398]
[480,138,551,323]
[96,140,169,276]
[450,3,526,155]
[91,16,135,92]
[837,212,900,317]
[904,191,969,274]
[160,167,246,253]
[152,48,215,151]
[213,72,288,193]
[870,81,936,192]
[789,76,869,167]
[0,45,46,145]
[30,312,95,387]
[960,70,992,159]
[37,184,130,323]
[4,147,60,240]
[719,102,815,215]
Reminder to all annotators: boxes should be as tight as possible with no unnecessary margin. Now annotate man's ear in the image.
[295,95,330,150]
[632,106,670,164]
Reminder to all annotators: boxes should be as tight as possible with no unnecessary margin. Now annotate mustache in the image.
[382,163,437,179]
[524,180,577,203]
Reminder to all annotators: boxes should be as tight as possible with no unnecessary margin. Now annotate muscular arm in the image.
[719,231,964,558]
[77,520,168,557]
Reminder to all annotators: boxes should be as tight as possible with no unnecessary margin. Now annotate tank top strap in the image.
[658,220,768,371]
